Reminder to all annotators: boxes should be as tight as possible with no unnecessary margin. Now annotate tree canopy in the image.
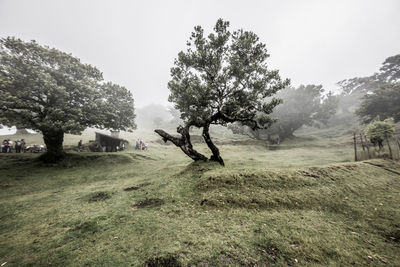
[338,54,400,95]
[155,19,289,165]
[365,118,395,149]
[0,37,136,160]
[356,83,400,123]
[335,54,400,125]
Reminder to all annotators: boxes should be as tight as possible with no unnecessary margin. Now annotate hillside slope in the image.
[0,154,399,266]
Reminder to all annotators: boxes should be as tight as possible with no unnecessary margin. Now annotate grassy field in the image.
[0,127,399,266]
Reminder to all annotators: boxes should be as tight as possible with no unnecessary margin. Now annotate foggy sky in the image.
[1,0,399,108]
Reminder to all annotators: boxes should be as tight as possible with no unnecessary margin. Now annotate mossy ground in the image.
[0,127,399,266]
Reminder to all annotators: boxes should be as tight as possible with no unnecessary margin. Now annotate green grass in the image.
[0,127,399,266]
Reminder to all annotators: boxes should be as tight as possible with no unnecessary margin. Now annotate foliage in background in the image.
[356,83,400,123]
[155,19,289,165]
[338,54,400,95]
[365,118,395,148]
[335,54,400,125]
[0,37,136,161]
[135,104,171,129]
[229,85,338,142]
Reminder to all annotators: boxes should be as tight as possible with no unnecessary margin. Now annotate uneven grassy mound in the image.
[0,153,399,266]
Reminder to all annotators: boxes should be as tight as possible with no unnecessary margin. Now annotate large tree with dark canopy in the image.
[335,54,400,118]
[0,37,136,161]
[154,19,289,165]
[356,83,400,123]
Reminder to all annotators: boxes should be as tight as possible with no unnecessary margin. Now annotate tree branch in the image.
[155,126,208,162]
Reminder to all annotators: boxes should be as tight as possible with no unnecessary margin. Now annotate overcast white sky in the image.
[0,0,399,108]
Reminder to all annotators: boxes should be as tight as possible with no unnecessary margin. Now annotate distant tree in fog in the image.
[229,85,338,142]
[335,54,400,124]
[0,37,136,161]
[168,106,183,125]
[136,104,170,129]
[338,54,400,95]
[357,83,400,123]
[152,116,163,128]
[155,19,289,165]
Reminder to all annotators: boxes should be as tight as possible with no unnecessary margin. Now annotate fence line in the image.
[353,129,400,161]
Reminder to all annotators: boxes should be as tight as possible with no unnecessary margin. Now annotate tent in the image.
[95,132,129,152]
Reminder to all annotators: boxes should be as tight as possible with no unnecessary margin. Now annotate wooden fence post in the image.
[359,133,366,153]
[394,135,400,160]
[353,132,358,162]
[385,133,393,160]
[363,134,371,159]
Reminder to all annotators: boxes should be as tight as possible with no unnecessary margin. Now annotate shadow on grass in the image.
[145,253,181,267]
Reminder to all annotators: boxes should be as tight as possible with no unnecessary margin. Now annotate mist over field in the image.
[1,1,400,266]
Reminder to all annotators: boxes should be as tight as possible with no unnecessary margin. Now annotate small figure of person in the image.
[15,140,22,153]
[78,140,83,152]
[140,139,144,150]
[141,140,148,150]
[8,140,13,152]
[276,137,280,145]
[135,139,140,150]
[21,139,26,153]
[2,140,9,153]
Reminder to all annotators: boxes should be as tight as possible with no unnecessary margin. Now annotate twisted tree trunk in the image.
[202,124,224,166]
[155,123,225,166]
[155,125,208,162]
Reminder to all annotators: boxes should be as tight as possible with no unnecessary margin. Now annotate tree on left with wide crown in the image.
[0,37,136,162]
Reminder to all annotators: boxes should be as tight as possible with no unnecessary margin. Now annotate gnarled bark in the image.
[155,122,226,166]
[202,124,224,166]
[41,129,65,162]
[155,125,208,162]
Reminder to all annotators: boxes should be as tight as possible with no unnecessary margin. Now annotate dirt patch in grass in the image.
[123,182,151,191]
[87,191,111,202]
[145,254,181,267]
[124,186,140,191]
[258,246,279,262]
[385,230,400,244]
[131,198,164,210]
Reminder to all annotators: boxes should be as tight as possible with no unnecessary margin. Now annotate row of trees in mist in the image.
[338,54,400,124]
[227,53,400,143]
[228,85,338,142]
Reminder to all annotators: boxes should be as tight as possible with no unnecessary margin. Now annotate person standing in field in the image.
[15,140,21,153]
[21,139,26,152]
[2,140,9,153]
[8,140,13,152]
[78,140,83,152]
[135,139,140,150]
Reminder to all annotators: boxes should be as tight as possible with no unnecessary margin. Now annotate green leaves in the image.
[0,37,136,134]
[366,118,395,142]
[168,19,289,129]
[356,83,400,123]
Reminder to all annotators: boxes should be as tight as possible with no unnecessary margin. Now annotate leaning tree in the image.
[0,37,136,161]
[155,19,289,165]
